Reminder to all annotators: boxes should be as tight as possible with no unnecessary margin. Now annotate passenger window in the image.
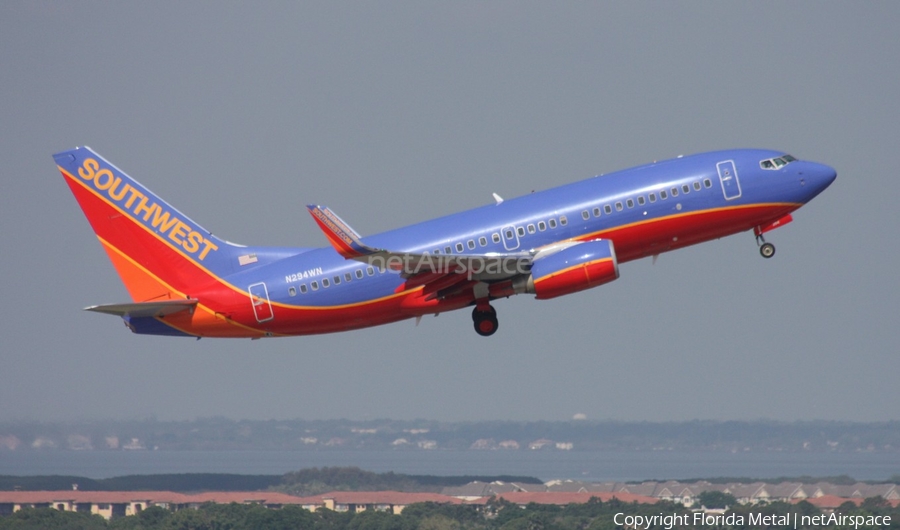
[492,233,501,243]
[637,196,645,206]
[693,181,701,191]
[334,276,340,285]
[345,273,352,282]
[433,249,441,254]
[456,242,464,252]
[559,216,568,226]
[704,178,712,188]
[649,193,656,202]
[682,184,690,194]
[593,207,601,217]
[311,281,319,291]
[289,287,297,296]
[660,190,668,199]
[615,202,623,211]
[582,210,590,220]
[505,229,514,239]
[445,246,452,254]
[355,269,363,279]
[626,198,634,208]
[671,187,678,197]
[366,266,375,276]
[300,284,308,294]
[538,221,546,231]
[527,224,535,234]
[604,204,612,214]
[549,219,557,229]
[479,236,487,246]
[322,278,330,288]
[467,240,475,250]
[517,227,525,236]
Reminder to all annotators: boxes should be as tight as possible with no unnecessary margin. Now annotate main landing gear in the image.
[472,303,498,337]
[756,233,776,259]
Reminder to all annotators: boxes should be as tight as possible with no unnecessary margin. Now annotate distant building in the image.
[306,492,462,514]
[448,479,900,508]
[470,438,496,450]
[1,483,897,522]
[528,439,553,450]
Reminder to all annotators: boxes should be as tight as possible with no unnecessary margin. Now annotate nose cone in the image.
[799,161,837,202]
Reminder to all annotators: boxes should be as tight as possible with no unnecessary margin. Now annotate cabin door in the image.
[248,282,274,322]
[716,160,742,200]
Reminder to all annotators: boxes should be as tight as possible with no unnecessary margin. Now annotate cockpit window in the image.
[760,154,798,170]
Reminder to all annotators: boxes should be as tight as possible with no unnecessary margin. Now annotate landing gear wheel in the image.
[759,242,776,259]
[472,306,499,337]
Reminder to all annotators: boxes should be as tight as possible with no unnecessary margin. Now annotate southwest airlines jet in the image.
[54,147,835,338]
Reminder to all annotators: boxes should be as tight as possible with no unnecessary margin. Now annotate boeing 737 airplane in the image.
[54,147,835,338]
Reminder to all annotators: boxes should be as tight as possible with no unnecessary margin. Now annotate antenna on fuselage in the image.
[492,193,504,205]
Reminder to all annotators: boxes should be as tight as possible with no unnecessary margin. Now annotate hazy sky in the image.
[2,2,898,423]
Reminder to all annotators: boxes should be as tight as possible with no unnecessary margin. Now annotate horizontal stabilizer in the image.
[85,299,199,318]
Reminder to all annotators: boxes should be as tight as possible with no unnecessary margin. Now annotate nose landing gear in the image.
[472,303,498,337]
[756,233,776,258]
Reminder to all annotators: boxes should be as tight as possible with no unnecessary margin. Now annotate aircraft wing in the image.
[306,205,533,283]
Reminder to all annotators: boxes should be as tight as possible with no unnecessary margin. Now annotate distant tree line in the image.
[0,474,280,493]
[0,467,541,494]
[2,497,899,530]
[3,467,895,494]
[278,467,540,496]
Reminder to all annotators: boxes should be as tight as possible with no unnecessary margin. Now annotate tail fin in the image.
[54,147,236,302]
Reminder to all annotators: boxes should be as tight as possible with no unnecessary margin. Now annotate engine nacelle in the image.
[527,239,619,300]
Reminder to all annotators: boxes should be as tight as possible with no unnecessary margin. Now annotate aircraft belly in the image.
[600,203,798,263]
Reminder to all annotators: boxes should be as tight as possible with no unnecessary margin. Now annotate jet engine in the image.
[526,239,619,299]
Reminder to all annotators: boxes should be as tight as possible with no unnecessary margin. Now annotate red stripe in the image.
[594,204,798,262]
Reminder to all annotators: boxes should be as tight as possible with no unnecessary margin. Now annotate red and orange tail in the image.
[54,147,236,304]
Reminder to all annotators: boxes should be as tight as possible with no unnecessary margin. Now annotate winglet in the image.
[306,205,377,259]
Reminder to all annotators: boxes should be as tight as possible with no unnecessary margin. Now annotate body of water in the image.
[1,450,896,482]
